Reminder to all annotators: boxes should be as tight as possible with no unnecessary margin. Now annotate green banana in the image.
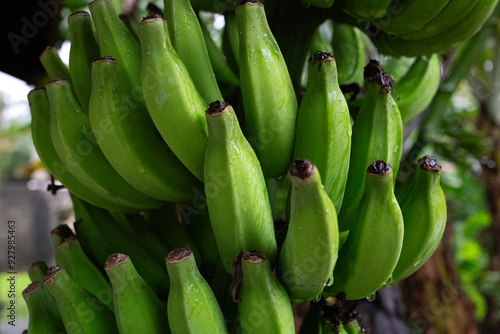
[377,0,449,36]
[164,0,223,102]
[376,55,414,82]
[302,0,334,8]
[374,0,499,57]
[89,0,142,97]
[140,16,208,181]
[331,22,365,86]
[28,261,49,283]
[71,196,170,296]
[28,88,132,212]
[390,156,447,284]
[204,101,278,273]
[50,224,74,270]
[293,52,351,210]
[68,11,100,112]
[89,57,199,201]
[236,0,298,178]
[166,247,228,334]
[309,26,334,56]
[341,320,364,334]
[222,11,240,76]
[338,0,391,21]
[23,281,65,334]
[105,253,170,334]
[399,0,480,41]
[200,20,240,88]
[326,160,404,300]
[233,250,295,334]
[58,236,114,312]
[278,159,339,301]
[43,266,119,334]
[338,60,402,235]
[395,54,441,124]
[46,79,164,210]
[39,46,72,83]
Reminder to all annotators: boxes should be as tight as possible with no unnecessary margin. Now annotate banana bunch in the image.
[25,0,452,332]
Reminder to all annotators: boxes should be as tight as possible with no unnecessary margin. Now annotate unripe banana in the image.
[166,247,228,334]
[326,161,404,300]
[68,11,100,112]
[58,236,114,312]
[222,11,240,76]
[43,266,118,334]
[293,52,351,210]
[23,282,65,334]
[164,0,223,102]
[89,56,199,201]
[331,22,365,86]
[50,224,74,270]
[204,101,277,273]
[339,60,402,235]
[233,250,295,334]
[338,0,391,21]
[105,253,170,334]
[278,159,339,301]
[46,79,164,210]
[236,0,298,178]
[28,261,49,283]
[140,16,208,181]
[39,46,72,83]
[390,156,447,284]
[28,88,132,212]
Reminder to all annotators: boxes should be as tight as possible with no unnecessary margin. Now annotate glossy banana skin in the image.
[395,54,441,124]
[236,0,298,178]
[339,60,402,235]
[28,261,49,283]
[326,161,404,300]
[166,248,228,334]
[28,88,132,212]
[164,0,223,102]
[278,159,339,301]
[89,57,199,201]
[236,251,295,334]
[43,266,119,334]
[68,11,100,112]
[331,23,365,86]
[338,0,391,21]
[40,46,72,83]
[374,0,499,57]
[23,282,65,334]
[293,52,351,210]
[390,156,447,284]
[140,16,208,181]
[204,101,278,273]
[105,253,170,334]
[46,79,164,210]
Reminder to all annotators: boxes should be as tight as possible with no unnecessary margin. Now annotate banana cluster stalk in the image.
[24,0,458,331]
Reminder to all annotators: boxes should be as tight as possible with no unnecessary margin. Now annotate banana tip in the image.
[43,266,63,285]
[167,247,193,263]
[419,156,441,173]
[207,100,231,116]
[364,59,394,92]
[22,281,41,296]
[105,253,130,270]
[367,160,392,177]
[289,159,315,180]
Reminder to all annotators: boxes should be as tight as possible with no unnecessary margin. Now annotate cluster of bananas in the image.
[23,0,460,332]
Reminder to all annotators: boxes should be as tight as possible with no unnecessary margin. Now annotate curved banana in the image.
[293,52,351,210]
[46,79,164,210]
[105,253,170,334]
[23,282,65,334]
[338,60,402,235]
[28,88,132,212]
[234,250,295,334]
[43,266,118,334]
[28,261,49,283]
[396,54,441,124]
[390,156,447,284]
[326,161,404,300]
[204,101,278,273]
[338,0,391,21]
[399,0,480,41]
[374,0,499,57]
[140,16,208,181]
[89,57,199,201]
[163,0,223,102]
[236,0,298,178]
[40,46,72,83]
[166,247,228,334]
[68,11,100,112]
[58,236,114,312]
[331,23,365,87]
[277,159,339,301]
[378,0,449,36]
